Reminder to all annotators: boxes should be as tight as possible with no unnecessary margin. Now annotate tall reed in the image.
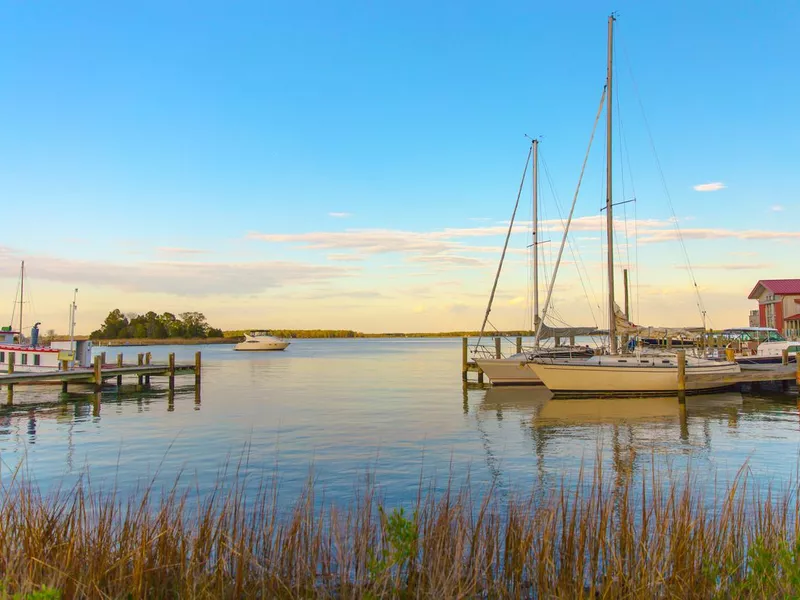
[1,456,799,598]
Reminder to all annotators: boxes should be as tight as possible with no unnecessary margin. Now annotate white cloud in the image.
[771,204,784,212]
[679,263,772,271]
[326,253,364,262]
[693,182,726,192]
[328,212,352,218]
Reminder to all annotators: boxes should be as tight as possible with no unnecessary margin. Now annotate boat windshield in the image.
[721,328,786,343]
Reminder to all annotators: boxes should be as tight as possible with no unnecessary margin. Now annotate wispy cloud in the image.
[157,247,207,255]
[328,212,352,218]
[0,251,355,296]
[693,182,726,192]
[326,253,365,262]
[771,204,784,212]
[408,255,487,267]
[679,263,772,271]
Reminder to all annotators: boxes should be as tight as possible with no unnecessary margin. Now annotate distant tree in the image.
[180,312,209,338]
[208,327,224,338]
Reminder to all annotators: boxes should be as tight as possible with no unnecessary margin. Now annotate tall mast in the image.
[18,261,24,343]
[606,14,617,354]
[69,288,78,359]
[532,138,540,341]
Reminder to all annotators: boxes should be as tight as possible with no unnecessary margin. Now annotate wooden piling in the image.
[725,348,735,362]
[137,353,144,388]
[145,352,151,387]
[783,348,789,366]
[516,336,522,354]
[461,337,468,381]
[168,352,176,391]
[494,337,501,359]
[677,349,686,398]
[7,352,14,375]
[796,352,800,386]
[116,353,123,387]
[100,351,106,365]
[195,351,201,385]
[6,384,11,405]
[93,355,102,390]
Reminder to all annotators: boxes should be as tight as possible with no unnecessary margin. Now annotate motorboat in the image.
[234,331,290,351]
[720,327,799,369]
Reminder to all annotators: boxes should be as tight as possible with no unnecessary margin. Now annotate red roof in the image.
[785,314,800,321]
[748,279,800,299]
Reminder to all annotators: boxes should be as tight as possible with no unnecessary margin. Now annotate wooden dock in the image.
[0,351,201,404]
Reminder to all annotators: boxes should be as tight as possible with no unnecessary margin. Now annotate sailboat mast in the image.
[532,139,540,340]
[606,14,617,354]
[18,261,24,343]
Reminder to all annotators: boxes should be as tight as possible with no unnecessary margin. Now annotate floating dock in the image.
[0,351,201,404]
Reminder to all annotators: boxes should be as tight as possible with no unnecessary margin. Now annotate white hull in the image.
[475,358,543,385]
[234,333,290,351]
[528,356,740,395]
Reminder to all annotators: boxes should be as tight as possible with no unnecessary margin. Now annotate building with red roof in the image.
[748,279,800,337]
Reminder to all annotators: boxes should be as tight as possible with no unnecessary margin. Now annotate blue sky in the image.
[0,1,797,333]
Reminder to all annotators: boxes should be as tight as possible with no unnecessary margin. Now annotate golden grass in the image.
[1,458,800,598]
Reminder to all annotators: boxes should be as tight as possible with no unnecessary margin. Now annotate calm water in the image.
[0,338,799,503]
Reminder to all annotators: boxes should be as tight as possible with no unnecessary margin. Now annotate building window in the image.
[33,354,40,366]
[0,352,4,363]
[21,354,28,365]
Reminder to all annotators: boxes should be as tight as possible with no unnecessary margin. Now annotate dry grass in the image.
[1,457,800,599]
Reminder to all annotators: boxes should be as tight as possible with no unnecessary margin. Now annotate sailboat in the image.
[527,15,739,395]
[474,139,596,385]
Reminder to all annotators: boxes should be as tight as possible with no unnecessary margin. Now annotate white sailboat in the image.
[474,140,596,385]
[527,15,739,395]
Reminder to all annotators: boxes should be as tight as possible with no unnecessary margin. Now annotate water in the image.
[0,338,798,504]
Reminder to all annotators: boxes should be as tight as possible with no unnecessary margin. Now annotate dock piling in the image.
[137,353,144,389]
[516,336,522,354]
[796,352,800,386]
[677,349,686,400]
[116,354,123,388]
[725,348,735,362]
[494,337,501,359]
[100,351,106,366]
[93,355,102,390]
[783,348,789,366]
[195,351,201,386]
[145,352,151,387]
[168,352,175,391]
[7,352,14,375]
[7,353,14,405]
[461,337,468,381]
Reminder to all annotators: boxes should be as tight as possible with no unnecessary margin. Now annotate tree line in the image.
[90,310,224,340]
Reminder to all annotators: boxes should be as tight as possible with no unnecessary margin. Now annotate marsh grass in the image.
[1,456,800,598]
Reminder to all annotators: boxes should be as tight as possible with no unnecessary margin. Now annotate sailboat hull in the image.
[475,358,543,385]
[528,360,740,395]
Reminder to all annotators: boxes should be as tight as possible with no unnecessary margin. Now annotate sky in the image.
[0,0,797,334]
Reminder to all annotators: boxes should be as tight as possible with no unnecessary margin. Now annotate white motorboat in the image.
[234,331,290,351]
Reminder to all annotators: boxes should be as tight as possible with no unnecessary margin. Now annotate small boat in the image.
[234,331,290,351]
[720,327,800,369]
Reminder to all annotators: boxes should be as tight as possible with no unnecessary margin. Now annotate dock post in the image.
[93,355,102,391]
[7,353,14,405]
[100,351,106,366]
[796,352,800,386]
[145,352,151,387]
[783,348,790,366]
[461,337,468,381]
[677,349,686,401]
[116,353,123,388]
[195,351,201,386]
[168,352,176,392]
[137,353,144,389]
[494,337,501,359]
[516,336,522,354]
[725,348,735,363]
[667,336,673,350]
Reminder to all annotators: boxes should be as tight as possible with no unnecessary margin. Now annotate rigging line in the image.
[535,85,607,347]
[539,152,600,327]
[618,26,707,325]
[476,145,533,347]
